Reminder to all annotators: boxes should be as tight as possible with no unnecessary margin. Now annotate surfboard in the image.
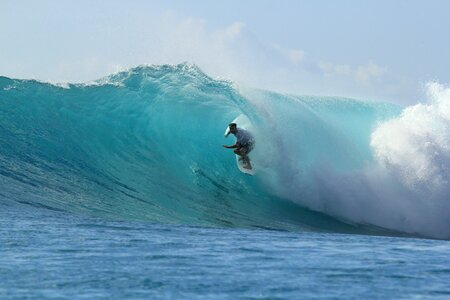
[224,115,256,176]
[235,155,256,175]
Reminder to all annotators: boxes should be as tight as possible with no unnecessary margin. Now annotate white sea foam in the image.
[246,83,450,238]
[372,82,450,189]
[367,82,450,237]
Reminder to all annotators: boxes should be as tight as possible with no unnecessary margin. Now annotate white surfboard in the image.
[224,115,256,175]
[235,155,256,175]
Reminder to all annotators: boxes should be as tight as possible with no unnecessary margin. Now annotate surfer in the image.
[223,123,254,169]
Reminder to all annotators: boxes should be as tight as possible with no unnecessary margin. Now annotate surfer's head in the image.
[228,123,237,134]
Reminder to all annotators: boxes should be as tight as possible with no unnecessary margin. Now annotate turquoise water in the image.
[1,63,450,298]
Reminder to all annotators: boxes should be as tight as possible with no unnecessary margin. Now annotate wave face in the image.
[1,64,449,238]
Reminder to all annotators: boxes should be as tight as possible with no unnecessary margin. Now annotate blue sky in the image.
[1,0,449,104]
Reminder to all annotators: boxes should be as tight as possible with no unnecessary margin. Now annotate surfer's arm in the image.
[223,143,238,149]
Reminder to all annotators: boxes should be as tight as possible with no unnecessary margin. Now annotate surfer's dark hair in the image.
[229,123,237,128]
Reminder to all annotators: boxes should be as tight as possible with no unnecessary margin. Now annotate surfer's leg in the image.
[243,156,252,169]
[240,147,252,169]
[234,148,251,168]
[234,148,244,157]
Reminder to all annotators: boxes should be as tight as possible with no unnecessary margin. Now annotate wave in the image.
[1,63,449,239]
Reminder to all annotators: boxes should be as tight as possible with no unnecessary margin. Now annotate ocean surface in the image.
[1,63,450,298]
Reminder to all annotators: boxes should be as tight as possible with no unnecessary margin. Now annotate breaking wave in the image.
[1,63,449,239]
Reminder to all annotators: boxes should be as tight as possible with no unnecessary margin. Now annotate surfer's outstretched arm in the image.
[223,143,238,149]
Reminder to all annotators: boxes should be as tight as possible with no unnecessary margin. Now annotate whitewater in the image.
[1,63,450,239]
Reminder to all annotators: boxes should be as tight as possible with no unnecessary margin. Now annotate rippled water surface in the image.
[2,204,449,299]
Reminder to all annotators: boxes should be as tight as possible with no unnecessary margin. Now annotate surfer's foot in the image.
[243,163,252,170]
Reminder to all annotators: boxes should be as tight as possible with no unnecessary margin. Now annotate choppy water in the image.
[2,203,450,299]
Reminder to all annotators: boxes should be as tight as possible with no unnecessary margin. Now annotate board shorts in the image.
[238,141,254,154]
